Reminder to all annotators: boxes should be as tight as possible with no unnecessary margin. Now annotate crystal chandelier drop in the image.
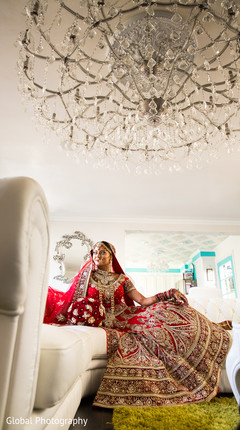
[17,0,240,172]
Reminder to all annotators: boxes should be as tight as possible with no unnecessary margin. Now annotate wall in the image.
[127,272,182,295]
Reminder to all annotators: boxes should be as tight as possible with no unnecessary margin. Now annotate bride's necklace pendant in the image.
[92,270,116,319]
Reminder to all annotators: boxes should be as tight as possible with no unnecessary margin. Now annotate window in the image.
[217,256,237,298]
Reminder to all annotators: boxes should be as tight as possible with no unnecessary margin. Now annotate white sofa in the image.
[0,177,108,430]
[1,177,239,430]
[188,294,240,393]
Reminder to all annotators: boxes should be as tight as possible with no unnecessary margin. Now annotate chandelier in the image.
[17,0,240,172]
[147,258,170,272]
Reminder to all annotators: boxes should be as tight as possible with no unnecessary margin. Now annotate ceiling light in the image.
[17,0,240,173]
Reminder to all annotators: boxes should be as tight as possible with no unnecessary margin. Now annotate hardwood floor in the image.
[69,395,114,430]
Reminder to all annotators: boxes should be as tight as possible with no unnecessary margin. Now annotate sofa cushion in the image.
[34,324,92,408]
[63,325,107,359]
[206,298,240,323]
[188,297,240,323]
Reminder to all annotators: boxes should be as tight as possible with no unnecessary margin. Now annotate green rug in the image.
[112,397,239,430]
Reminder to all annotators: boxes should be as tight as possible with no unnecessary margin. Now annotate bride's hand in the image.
[172,290,188,305]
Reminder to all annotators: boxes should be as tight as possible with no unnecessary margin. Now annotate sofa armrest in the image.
[0,177,49,429]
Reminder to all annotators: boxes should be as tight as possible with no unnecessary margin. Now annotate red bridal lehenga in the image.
[44,251,231,409]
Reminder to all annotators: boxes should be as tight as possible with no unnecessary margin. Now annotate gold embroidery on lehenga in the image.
[86,274,231,408]
[93,300,231,408]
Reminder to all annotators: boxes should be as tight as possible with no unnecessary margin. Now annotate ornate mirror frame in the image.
[53,231,94,283]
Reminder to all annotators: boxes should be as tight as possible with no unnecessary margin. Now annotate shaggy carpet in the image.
[112,396,240,430]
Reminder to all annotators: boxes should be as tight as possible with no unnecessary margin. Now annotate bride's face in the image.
[92,245,111,270]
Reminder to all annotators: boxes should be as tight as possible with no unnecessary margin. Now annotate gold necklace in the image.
[93,269,115,285]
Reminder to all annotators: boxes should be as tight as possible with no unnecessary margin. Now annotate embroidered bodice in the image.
[87,273,135,327]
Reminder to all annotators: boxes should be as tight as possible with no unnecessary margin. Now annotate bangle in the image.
[155,289,177,302]
[155,292,167,302]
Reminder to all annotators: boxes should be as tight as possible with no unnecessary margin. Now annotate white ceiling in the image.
[1,0,240,227]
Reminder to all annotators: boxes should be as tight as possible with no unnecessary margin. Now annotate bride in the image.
[44,241,231,408]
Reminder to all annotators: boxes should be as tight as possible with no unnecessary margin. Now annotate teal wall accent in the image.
[192,251,215,263]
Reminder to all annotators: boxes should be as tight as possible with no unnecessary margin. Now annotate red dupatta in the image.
[44,241,134,324]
